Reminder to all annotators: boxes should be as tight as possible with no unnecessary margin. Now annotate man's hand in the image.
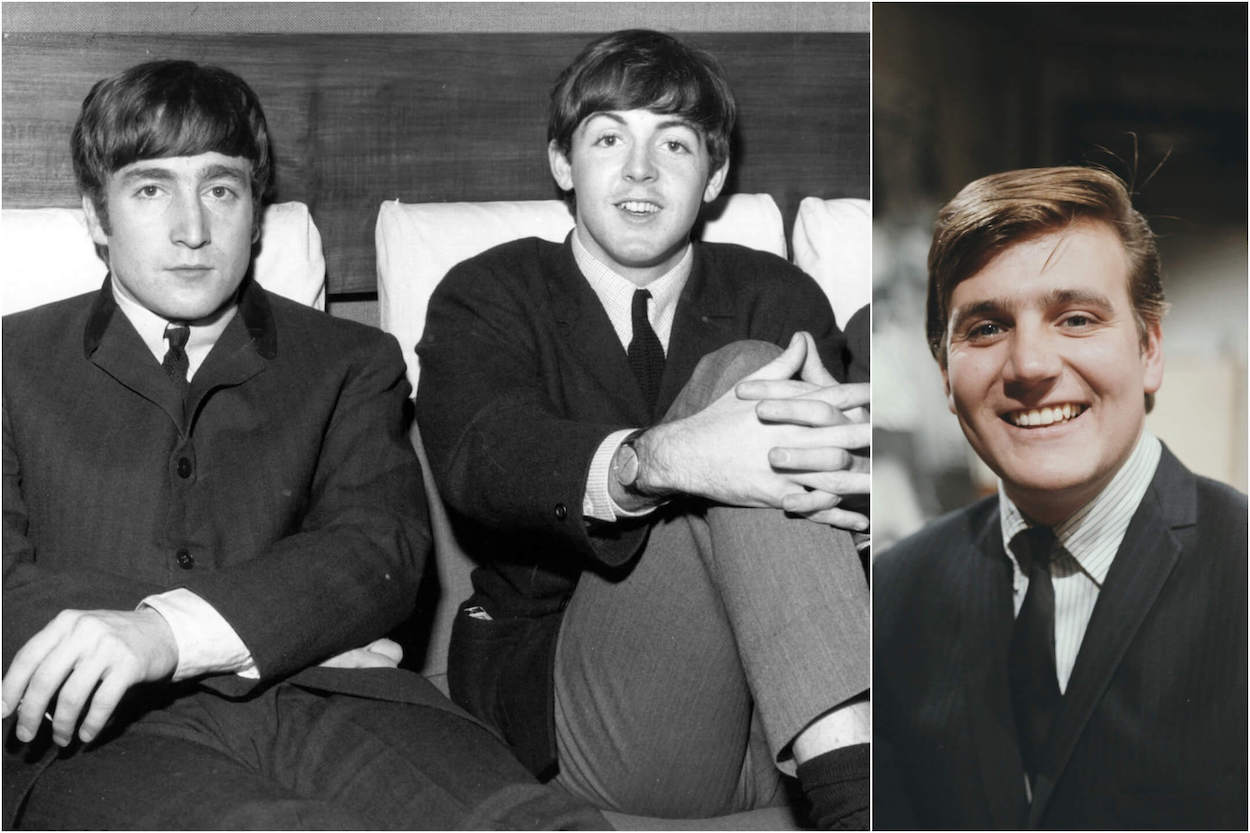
[319,637,403,670]
[635,333,868,528]
[1,608,178,747]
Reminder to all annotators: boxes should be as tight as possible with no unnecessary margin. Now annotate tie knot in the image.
[1013,525,1056,574]
[631,289,652,319]
[164,323,190,351]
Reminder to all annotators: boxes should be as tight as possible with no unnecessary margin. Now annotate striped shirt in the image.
[999,429,1163,692]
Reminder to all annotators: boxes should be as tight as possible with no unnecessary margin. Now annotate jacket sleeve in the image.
[415,251,646,572]
[181,333,431,683]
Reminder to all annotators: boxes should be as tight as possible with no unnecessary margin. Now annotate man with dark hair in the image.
[874,165,1247,829]
[417,30,870,827]
[2,59,604,830]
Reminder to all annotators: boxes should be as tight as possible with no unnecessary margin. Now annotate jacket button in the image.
[554,503,568,520]
[176,549,195,569]
[177,457,192,479]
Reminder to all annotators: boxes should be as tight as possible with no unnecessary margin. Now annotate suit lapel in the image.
[1027,448,1194,825]
[83,280,186,428]
[545,239,651,425]
[661,245,738,414]
[959,507,1032,828]
[186,280,272,424]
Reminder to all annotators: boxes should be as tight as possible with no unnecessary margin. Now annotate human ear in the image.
[548,140,574,192]
[941,365,958,415]
[1140,319,1165,394]
[703,160,729,203]
[82,194,109,245]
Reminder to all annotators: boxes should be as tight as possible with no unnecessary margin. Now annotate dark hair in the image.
[548,29,736,173]
[71,60,273,232]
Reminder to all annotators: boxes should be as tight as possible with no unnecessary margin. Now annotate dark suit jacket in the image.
[873,445,1247,830]
[2,278,467,824]
[415,235,853,777]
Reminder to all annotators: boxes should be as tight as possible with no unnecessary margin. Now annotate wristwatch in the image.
[613,428,648,494]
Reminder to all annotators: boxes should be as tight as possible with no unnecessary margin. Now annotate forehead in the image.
[949,220,1132,312]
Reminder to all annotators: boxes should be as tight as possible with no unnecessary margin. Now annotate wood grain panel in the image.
[3,32,867,295]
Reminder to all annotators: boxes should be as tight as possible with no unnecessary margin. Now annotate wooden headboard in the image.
[3,20,867,302]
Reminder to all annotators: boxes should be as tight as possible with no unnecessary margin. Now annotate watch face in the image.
[617,444,641,486]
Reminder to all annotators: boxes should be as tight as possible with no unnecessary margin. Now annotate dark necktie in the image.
[162,323,191,397]
[1008,524,1061,792]
[627,289,665,417]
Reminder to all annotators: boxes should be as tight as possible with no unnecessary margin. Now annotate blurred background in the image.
[872,3,1247,550]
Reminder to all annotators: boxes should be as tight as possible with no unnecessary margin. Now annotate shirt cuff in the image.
[139,588,258,681]
[584,429,656,522]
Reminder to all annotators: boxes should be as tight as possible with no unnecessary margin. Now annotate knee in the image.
[664,340,783,421]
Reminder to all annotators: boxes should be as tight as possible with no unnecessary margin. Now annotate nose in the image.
[170,190,210,249]
[1002,320,1062,386]
[622,143,657,183]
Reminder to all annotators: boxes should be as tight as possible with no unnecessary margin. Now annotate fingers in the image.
[771,447,870,474]
[364,638,403,665]
[790,470,871,498]
[735,378,823,401]
[757,398,846,428]
[798,332,838,386]
[2,611,79,741]
[803,506,871,531]
[741,332,808,383]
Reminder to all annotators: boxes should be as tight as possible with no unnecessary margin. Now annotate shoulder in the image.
[263,289,404,371]
[445,237,564,282]
[694,240,809,286]
[3,291,96,340]
[875,496,999,596]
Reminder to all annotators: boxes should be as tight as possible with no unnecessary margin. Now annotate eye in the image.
[207,185,236,200]
[135,184,162,198]
[1059,313,1096,329]
[663,139,691,154]
[967,321,1005,341]
[594,133,621,148]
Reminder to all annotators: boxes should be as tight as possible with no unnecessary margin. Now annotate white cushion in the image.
[376,193,785,391]
[1,201,326,314]
[791,197,871,329]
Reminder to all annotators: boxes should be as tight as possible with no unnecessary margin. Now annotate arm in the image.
[3,331,428,744]
[416,250,645,569]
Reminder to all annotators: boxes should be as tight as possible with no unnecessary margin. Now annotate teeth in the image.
[1011,404,1084,427]
[619,201,659,214]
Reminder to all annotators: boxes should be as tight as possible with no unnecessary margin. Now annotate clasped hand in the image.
[650,332,869,530]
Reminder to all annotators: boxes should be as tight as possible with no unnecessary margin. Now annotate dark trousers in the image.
[17,682,606,830]
[552,342,870,817]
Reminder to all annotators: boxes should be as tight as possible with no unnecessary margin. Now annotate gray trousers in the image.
[552,341,870,817]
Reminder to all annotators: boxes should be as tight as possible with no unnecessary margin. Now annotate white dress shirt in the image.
[571,228,694,522]
[998,429,1163,693]
[111,283,257,680]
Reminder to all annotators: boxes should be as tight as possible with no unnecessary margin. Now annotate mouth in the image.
[1002,402,1088,428]
[616,200,662,216]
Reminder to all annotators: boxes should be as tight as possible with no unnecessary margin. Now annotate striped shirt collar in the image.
[999,429,1163,585]
[570,227,692,351]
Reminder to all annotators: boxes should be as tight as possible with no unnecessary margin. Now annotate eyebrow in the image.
[582,112,701,133]
[116,162,250,185]
[949,288,1115,332]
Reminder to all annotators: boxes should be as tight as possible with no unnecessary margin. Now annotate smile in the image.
[616,200,661,215]
[1004,403,1087,428]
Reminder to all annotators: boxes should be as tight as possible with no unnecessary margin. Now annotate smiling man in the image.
[873,166,1247,829]
[1,60,607,830]
[416,30,871,827]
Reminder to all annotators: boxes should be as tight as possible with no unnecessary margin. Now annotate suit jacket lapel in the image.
[960,507,1032,828]
[661,244,738,414]
[1028,447,1194,825]
[187,280,272,424]
[83,279,185,428]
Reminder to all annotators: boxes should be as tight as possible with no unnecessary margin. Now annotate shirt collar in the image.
[571,227,692,349]
[110,277,238,380]
[999,429,1163,585]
